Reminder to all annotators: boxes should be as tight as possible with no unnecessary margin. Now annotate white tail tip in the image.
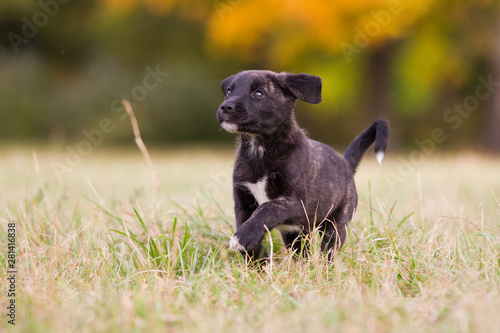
[376,151,384,165]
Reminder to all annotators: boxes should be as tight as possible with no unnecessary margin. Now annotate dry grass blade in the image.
[32,149,60,229]
[122,99,160,189]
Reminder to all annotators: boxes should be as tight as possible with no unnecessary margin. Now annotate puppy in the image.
[216,70,388,262]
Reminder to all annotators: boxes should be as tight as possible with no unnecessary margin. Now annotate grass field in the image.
[1,146,499,332]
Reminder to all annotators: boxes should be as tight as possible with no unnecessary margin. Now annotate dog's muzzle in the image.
[217,101,240,133]
[220,121,238,133]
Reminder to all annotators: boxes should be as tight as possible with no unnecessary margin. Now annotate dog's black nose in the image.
[219,101,234,114]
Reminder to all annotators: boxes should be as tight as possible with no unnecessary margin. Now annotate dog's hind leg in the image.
[320,221,347,261]
[319,194,356,260]
[281,232,309,259]
[241,245,269,267]
[320,207,353,261]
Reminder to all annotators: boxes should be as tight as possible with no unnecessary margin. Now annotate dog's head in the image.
[217,70,322,136]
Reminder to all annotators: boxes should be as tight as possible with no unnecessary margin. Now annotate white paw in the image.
[229,235,246,251]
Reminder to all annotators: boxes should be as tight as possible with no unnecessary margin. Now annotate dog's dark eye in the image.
[253,90,264,98]
[226,88,232,96]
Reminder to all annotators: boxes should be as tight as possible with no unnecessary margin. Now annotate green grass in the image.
[1,146,499,332]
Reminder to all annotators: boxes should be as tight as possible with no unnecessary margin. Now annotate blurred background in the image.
[0,0,499,152]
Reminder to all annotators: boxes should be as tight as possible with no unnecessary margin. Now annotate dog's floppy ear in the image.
[221,75,236,95]
[278,73,322,104]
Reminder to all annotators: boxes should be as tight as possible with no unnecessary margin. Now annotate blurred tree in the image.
[486,21,500,152]
[0,0,498,150]
[207,0,433,65]
[206,0,499,149]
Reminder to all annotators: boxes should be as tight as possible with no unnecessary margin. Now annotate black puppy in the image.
[217,70,388,262]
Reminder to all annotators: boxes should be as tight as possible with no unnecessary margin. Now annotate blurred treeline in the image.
[0,0,499,151]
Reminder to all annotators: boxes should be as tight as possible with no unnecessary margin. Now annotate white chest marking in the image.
[244,134,265,158]
[244,177,270,205]
[249,138,265,158]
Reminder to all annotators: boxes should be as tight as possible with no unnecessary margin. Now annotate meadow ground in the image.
[1,145,499,332]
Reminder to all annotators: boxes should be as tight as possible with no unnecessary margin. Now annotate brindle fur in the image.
[216,70,389,262]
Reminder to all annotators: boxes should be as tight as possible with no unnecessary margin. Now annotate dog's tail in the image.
[343,118,389,173]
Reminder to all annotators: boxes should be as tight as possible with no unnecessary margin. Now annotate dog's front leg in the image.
[232,188,270,262]
[230,197,304,253]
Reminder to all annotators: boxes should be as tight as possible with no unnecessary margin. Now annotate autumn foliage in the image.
[0,0,499,148]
